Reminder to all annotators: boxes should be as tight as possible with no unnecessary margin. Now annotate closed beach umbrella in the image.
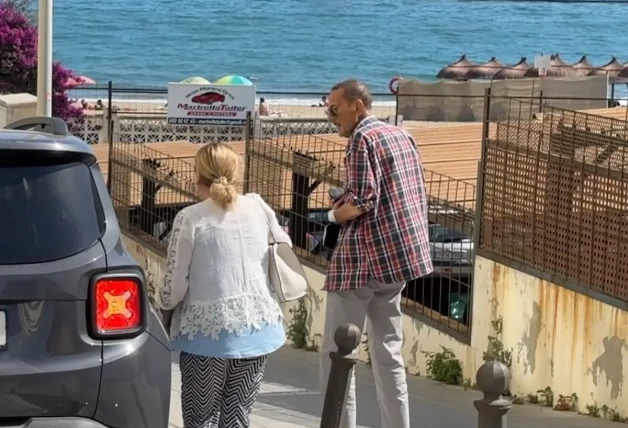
[571,55,595,76]
[617,64,628,82]
[492,57,531,80]
[464,57,505,80]
[524,54,580,78]
[214,75,253,85]
[180,76,211,84]
[436,55,476,80]
[549,54,579,77]
[551,54,572,69]
[588,57,624,82]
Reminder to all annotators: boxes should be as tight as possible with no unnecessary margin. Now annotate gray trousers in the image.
[319,278,410,428]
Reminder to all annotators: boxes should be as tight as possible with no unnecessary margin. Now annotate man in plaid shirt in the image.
[320,80,432,428]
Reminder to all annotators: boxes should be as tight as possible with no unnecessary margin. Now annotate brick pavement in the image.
[169,347,617,428]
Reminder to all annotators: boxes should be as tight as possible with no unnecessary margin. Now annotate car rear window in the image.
[429,225,470,243]
[0,158,103,265]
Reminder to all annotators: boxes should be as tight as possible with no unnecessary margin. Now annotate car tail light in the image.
[92,277,144,337]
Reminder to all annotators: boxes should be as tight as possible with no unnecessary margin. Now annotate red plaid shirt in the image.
[324,116,433,292]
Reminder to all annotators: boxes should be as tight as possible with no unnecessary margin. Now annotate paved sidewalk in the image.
[169,347,617,428]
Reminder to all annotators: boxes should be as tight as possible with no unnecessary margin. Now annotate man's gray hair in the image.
[331,79,372,110]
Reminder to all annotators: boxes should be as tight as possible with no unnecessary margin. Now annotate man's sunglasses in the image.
[325,106,338,121]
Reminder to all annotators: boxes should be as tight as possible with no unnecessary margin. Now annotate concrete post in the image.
[36,0,53,116]
[319,324,361,428]
[253,116,262,140]
[474,361,512,428]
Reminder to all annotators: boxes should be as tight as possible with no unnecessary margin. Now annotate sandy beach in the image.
[81,99,398,120]
[80,99,477,130]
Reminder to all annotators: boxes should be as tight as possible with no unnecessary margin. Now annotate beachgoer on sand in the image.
[95,100,104,111]
[259,97,270,116]
[312,96,329,108]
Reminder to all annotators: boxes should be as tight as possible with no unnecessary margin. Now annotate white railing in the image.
[70,110,346,145]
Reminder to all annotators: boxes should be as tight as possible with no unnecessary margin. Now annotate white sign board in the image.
[535,55,551,77]
[167,83,255,126]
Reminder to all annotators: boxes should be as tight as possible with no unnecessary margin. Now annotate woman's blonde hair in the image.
[195,143,240,210]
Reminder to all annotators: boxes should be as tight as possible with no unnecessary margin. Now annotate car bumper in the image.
[96,331,171,428]
[2,418,110,428]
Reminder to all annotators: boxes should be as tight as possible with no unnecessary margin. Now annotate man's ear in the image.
[355,99,366,114]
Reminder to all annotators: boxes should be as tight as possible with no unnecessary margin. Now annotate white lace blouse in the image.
[158,193,291,340]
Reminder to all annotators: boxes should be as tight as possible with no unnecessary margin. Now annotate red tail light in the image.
[92,277,144,337]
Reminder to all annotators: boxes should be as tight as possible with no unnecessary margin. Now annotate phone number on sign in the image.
[167,118,246,126]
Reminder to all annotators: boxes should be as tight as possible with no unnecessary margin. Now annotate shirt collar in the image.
[350,115,377,137]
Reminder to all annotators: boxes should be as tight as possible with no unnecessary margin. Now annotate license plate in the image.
[0,311,6,350]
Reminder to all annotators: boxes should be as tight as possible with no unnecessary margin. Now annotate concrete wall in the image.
[0,93,37,128]
[472,255,628,413]
[122,233,628,413]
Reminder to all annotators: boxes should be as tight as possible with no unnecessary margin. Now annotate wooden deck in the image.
[410,124,484,185]
[92,108,626,186]
[94,141,245,183]
[580,106,628,121]
[93,122,485,211]
[301,123,485,186]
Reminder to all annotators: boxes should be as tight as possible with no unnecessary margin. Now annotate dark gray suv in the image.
[0,117,171,428]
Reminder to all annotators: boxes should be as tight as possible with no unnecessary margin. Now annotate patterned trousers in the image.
[180,351,267,428]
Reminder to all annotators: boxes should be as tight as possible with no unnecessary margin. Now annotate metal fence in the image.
[106,111,478,339]
[69,85,397,119]
[245,123,347,267]
[67,84,397,144]
[107,140,202,254]
[244,122,477,339]
[478,94,628,307]
[68,84,627,144]
[97,85,628,351]
[404,171,476,340]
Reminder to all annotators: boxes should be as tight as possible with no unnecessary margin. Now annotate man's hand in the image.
[332,198,364,223]
[332,198,344,210]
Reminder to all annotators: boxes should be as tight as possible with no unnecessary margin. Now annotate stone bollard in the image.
[319,324,361,428]
[474,361,512,428]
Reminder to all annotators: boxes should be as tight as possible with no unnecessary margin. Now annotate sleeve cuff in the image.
[345,192,373,212]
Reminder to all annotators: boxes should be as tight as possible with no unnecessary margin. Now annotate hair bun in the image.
[213,176,228,185]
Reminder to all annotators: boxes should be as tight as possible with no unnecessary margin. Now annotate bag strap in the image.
[246,194,277,244]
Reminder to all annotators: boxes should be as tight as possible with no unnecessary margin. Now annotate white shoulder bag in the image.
[248,195,309,303]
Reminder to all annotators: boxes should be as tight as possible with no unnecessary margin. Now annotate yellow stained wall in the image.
[473,255,628,413]
[122,234,628,413]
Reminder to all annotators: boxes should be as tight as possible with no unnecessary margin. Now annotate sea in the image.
[54,0,628,105]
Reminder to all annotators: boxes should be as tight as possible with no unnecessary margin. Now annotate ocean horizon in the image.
[55,0,628,97]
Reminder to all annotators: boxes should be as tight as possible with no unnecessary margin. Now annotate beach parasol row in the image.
[437,55,628,82]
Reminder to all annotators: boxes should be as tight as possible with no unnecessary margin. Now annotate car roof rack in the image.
[4,117,70,136]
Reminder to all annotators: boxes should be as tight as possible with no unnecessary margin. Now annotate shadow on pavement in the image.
[171,347,617,428]
[257,347,618,428]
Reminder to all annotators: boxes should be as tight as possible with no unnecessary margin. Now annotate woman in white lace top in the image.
[159,143,290,428]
